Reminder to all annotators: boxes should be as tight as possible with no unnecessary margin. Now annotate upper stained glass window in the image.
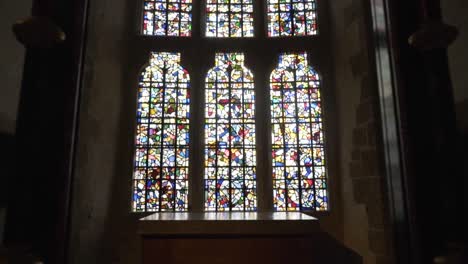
[206,0,254,37]
[143,0,193,36]
[267,0,317,37]
[132,52,190,212]
[205,53,257,211]
[270,52,327,211]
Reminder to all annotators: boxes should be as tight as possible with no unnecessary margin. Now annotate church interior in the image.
[0,0,467,263]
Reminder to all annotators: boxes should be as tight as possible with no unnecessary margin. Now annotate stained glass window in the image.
[132,52,190,212]
[143,0,193,36]
[267,0,318,37]
[205,53,257,211]
[270,52,327,211]
[205,0,254,37]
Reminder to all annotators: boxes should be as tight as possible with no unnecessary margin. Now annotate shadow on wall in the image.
[0,113,16,136]
[0,131,15,245]
[455,99,468,251]
[456,100,468,134]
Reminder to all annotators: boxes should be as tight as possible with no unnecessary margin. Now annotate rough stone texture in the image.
[330,0,395,263]
[67,0,140,263]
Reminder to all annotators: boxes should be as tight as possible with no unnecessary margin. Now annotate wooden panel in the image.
[142,235,362,264]
[143,237,314,264]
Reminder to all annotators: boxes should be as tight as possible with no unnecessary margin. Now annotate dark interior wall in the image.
[0,0,31,245]
[329,1,373,262]
[67,0,141,262]
[330,0,395,263]
[0,133,14,244]
[442,0,468,247]
[441,0,468,105]
[0,0,32,134]
[442,0,468,139]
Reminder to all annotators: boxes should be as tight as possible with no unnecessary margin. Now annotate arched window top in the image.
[142,52,191,83]
[271,52,318,78]
[205,0,254,38]
[132,1,330,213]
[270,52,327,211]
[132,52,191,212]
[206,53,254,82]
[267,0,318,37]
[204,53,257,211]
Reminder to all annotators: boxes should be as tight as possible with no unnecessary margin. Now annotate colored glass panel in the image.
[132,52,190,212]
[206,0,254,37]
[143,0,192,36]
[267,0,317,37]
[205,53,257,211]
[270,52,328,211]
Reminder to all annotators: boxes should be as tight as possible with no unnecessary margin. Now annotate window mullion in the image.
[187,50,206,212]
[185,0,204,212]
[252,51,273,212]
[254,0,266,39]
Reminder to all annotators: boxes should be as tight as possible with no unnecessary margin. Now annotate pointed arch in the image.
[204,53,257,211]
[270,52,328,211]
[132,52,190,212]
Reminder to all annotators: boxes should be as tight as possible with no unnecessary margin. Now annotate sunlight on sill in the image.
[138,212,321,235]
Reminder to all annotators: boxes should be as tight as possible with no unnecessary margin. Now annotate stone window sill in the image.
[138,212,320,235]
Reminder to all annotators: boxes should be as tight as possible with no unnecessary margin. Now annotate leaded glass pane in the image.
[267,0,317,37]
[205,53,257,211]
[143,0,193,36]
[270,52,328,211]
[132,52,190,212]
[206,0,254,37]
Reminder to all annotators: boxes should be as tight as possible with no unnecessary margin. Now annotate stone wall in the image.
[330,0,395,263]
[67,0,140,262]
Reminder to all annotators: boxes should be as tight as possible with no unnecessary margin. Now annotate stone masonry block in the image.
[352,178,369,204]
[367,121,379,146]
[344,0,363,26]
[352,177,384,204]
[367,200,388,229]
[368,229,391,255]
[356,101,375,125]
[350,51,368,77]
[360,149,379,177]
[351,150,361,161]
[352,127,367,146]
[360,74,378,101]
[350,161,362,179]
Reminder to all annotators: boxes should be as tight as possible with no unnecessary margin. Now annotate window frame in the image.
[130,0,334,214]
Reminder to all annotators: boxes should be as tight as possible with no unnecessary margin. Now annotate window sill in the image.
[138,212,320,235]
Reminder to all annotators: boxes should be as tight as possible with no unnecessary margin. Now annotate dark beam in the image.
[5,0,88,263]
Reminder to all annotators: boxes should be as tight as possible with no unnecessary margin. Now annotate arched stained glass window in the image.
[132,1,330,213]
[132,52,190,212]
[205,53,257,211]
[142,0,193,36]
[270,52,327,211]
[205,0,254,37]
[267,0,317,37]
